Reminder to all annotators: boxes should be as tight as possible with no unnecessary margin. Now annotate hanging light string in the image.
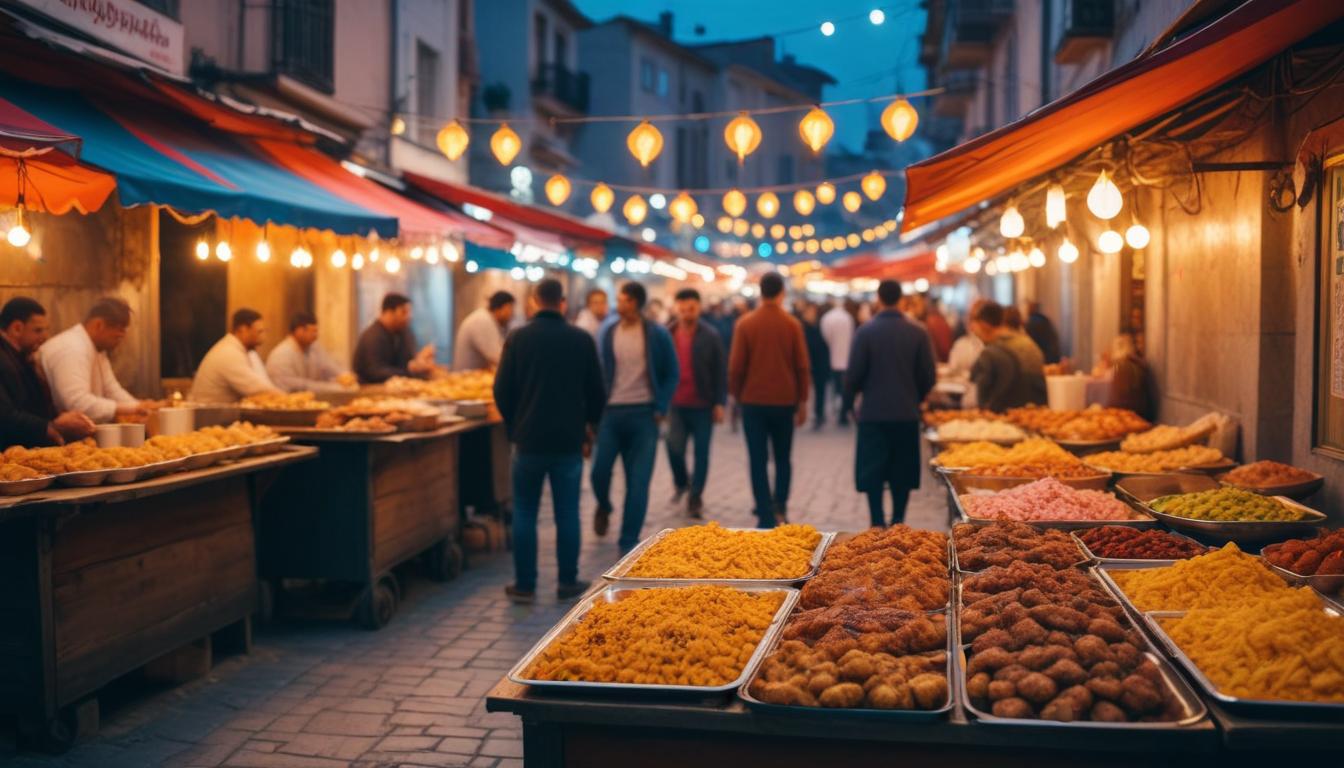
[559,168,902,197]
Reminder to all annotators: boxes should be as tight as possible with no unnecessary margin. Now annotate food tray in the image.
[945,473,1155,531]
[603,528,836,586]
[1055,437,1122,453]
[214,445,249,463]
[104,466,143,484]
[1143,608,1344,718]
[1070,530,1211,567]
[939,467,1113,492]
[244,436,292,456]
[180,451,219,471]
[950,530,1091,575]
[455,400,490,418]
[1114,475,1327,544]
[1217,471,1325,500]
[394,414,441,432]
[1118,423,1216,455]
[1260,561,1344,613]
[923,427,1026,448]
[508,584,799,698]
[738,612,955,721]
[1173,458,1237,476]
[139,457,188,479]
[236,407,329,427]
[55,468,113,487]
[279,426,398,439]
[0,475,55,496]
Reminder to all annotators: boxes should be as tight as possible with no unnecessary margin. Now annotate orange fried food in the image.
[953,522,1085,572]
[750,640,948,710]
[625,522,821,579]
[798,525,950,611]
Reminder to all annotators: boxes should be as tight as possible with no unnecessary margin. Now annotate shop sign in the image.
[15,0,184,76]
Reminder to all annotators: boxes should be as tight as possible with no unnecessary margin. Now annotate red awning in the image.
[825,251,937,281]
[404,171,615,248]
[0,95,114,214]
[901,0,1344,231]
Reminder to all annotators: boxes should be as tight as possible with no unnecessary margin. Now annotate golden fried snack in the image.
[923,408,1006,428]
[962,462,1105,479]
[386,370,495,401]
[1107,543,1295,612]
[750,640,948,710]
[1085,446,1224,473]
[798,526,950,611]
[240,391,331,410]
[1005,405,1149,441]
[625,522,821,580]
[953,522,1085,572]
[782,605,947,657]
[1,463,45,481]
[935,438,1079,468]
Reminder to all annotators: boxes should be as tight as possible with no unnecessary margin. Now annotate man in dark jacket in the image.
[1,297,94,448]
[971,301,1048,410]
[663,288,726,518]
[843,281,936,528]
[352,293,437,383]
[801,303,830,430]
[493,279,606,604]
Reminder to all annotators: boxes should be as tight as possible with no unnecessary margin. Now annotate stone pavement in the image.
[0,422,947,768]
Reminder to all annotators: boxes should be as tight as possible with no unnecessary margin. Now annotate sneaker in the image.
[593,505,611,537]
[557,581,590,600]
[504,585,535,604]
[688,495,703,519]
[670,486,687,504]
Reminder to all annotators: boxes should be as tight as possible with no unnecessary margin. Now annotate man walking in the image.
[493,279,606,603]
[592,282,679,553]
[820,298,855,425]
[801,303,830,430]
[728,273,810,528]
[664,288,726,518]
[970,301,1048,411]
[843,280,936,528]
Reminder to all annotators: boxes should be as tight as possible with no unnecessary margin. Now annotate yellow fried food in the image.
[386,370,495,401]
[0,463,44,481]
[1005,404,1149,441]
[1108,543,1292,611]
[1085,445,1224,473]
[526,585,784,686]
[240,391,331,410]
[1160,588,1344,702]
[626,522,821,579]
[1119,418,1215,453]
[935,438,1078,468]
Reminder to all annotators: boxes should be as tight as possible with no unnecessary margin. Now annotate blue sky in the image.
[570,0,929,153]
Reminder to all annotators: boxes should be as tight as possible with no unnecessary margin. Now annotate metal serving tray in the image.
[738,612,955,721]
[1218,472,1325,500]
[244,436,292,456]
[950,528,1091,575]
[508,584,799,698]
[104,465,143,484]
[940,468,1114,493]
[1070,529,1211,567]
[923,427,1027,449]
[1260,561,1344,613]
[1114,475,1327,544]
[603,528,836,586]
[1144,608,1344,718]
[950,486,1156,531]
[55,468,113,487]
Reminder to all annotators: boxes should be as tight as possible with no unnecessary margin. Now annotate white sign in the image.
[16,0,185,75]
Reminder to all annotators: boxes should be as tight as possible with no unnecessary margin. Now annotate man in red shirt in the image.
[664,288,726,518]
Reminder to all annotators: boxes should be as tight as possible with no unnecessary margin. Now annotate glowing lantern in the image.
[881,98,918,142]
[195,240,209,261]
[716,216,733,233]
[798,107,834,153]
[1098,230,1124,253]
[842,191,862,212]
[861,171,886,201]
[999,206,1025,238]
[626,120,664,167]
[669,192,697,224]
[756,192,780,219]
[436,120,470,161]
[623,195,648,226]
[1125,223,1150,249]
[590,183,615,213]
[722,188,747,217]
[770,224,785,239]
[816,182,836,205]
[1087,169,1123,220]
[793,189,816,216]
[544,174,571,206]
[724,112,762,163]
[1045,183,1067,229]
[490,123,521,165]
[751,223,765,239]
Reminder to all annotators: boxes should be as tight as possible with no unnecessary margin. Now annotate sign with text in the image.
[15,0,184,75]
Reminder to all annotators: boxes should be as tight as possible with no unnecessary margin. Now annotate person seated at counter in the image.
[1,297,96,448]
[969,301,1047,411]
[189,308,282,403]
[39,296,156,423]
[453,291,514,371]
[266,311,356,393]
[353,293,436,384]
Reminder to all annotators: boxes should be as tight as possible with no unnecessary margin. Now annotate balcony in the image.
[1055,0,1114,64]
[532,63,590,116]
[941,0,1014,69]
[272,0,335,94]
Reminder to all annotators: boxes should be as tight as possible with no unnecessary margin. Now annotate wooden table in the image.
[0,447,315,751]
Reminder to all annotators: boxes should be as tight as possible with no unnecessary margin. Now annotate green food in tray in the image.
[1148,487,1304,522]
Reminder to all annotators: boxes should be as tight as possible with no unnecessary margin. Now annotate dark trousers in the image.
[832,370,848,423]
[741,404,795,527]
[590,404,659,552]
[867,487,912,528]
[511,452,582,591]
[665,405,713,497]
[811,373,830,425]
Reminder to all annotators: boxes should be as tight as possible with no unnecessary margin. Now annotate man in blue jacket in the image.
[593,282,679,553]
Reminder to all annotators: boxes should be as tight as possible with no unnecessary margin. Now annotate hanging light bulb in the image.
[331,249,347,268]
[489,123,522,165]
[544,174,571,206]
[733,218,750,237]
[1087,169,1123,220]
[626,120,664,167]
[999,205,1025,238]
[756,192,780,219]
[255,241,271,263]
[691,213,705,228]
[6,206,30,248]
[385,255,402,274]
[964,254,982,274]
[861,171,886,201]
[444,242,460,262]
[724,112,762,163]
[1046,183,1067,229]
[410,246,425,261]
[798,107,834,153]
[369,247,381,263]
[751,223,766,239]
[770,224,785,239]
[788,225,803,239]
[436,119,470,161]
[846,233,861,248]
[195,240,210,261]
[716,216,733,233]
[215,241,232,262]
[842,191,862,212]
[623,195,648,226]
[668,192,697,224]
[1028,247,1046,268]
[793,189,816,216]
[1098,229,1124,254]
[1058,238,1080,263]
[816,182,836,205]
[1125,223,1150,249]
[862,228,875,242]
[352,252,366,270]
[881,98,918,142]
[426,246,440,264]
[590,183,614,213]
[288,247,302,268]
[390,116,407,136]
[722,188,747,218]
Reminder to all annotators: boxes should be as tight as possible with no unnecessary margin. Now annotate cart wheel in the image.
[256,580,275,623]
[356,577,398,630]
[427,539,465,582]
[32,702,84,754]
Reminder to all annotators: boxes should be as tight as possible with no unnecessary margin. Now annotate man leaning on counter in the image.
[1,296,95,448]
[353,293,437,384]
[189,308,282,403]
[40,296,157,423]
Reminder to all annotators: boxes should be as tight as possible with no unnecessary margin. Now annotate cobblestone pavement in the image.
[1,421,948,768]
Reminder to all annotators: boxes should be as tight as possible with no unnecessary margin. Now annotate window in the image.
[534,13,548,78]
[554,32,567,68]
[1315,154,1344,454]
[656,69,669,98]
[415,41,440,142]
[274,0,335,93]
[640,58,656,92]
[135,0,179,19]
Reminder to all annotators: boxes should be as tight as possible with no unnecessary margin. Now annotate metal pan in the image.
[1070,529,1211,567]
[950,528,1091,575]
[923,427,1027,448]
[941,468,1114,493]
[508,584,799,698]
[0,474,55,496]
[1144,608,1344,717]
[603,528,835,586]
[738,612,954,720]
[953,492,1156,531]
[1218,472,1325,500]
[1114,476,1326,544]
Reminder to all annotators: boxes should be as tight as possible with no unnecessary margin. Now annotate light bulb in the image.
[668,192,697,224]
[1046,183,1067,229]
[410,246,424,260]
[798,107,834,153]
[881,98,918,142]
[590,183,614,213]
[756,192,780,219]
[820,21,835,36]
[1125,223,1150,249]
[792,189,816,216]
[436,120,470,161]
[465,259,478,273]
[733,219,749,237]
[964,256,982,274]
[195,240,210,260]
[869,9,886,24]
[352,252,365,270]
[716,216,732,233]
[999,206,1024,238]
[385,255,402,274]
[816,182,836,205]
[489,123,522,165]
[770,223,785,239]
[1087,169,1123,220]
[724,112,762,163]
[331,249,347,268]
[255,242,271,262]
[425,246,440,265]
[623,195,648,226]
[722,188,747,218]
[641,227,656,242]
[1028,247,1046,268]
[390,116,407,136]
[215,242,232,262]
[544,174,571,206]
[370,248,381,262]
[1098,229,1124,253]
[842,191,862,212]
[444,242,460,262]
[985,260,998,276]
[7,219,31,248]
[691,213,704,228]
[862,229,875,242]
[861,171,887,201]
[803,223,816,236]
[847,233,861,248]
[289,248,302,268]
[1058,238,1079,263]
[627,121,664,167]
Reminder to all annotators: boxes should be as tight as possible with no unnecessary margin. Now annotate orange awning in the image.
[0,95,114,214]
[901,0,1344,232]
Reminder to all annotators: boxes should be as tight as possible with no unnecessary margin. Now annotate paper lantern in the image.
[756,192,780,219]
[669,192,697,224]
[880,98,918,142]
[722,188,747,217]
[490,123,521,165]
[590,183,614,213]
[544,174,571,206]
[861,171,886,201]
[627,120,664,167]
[798,107,834,153]
[842,191,862,212]
[793,189,816,216]
[436,120,469,161]
[724,112,762,163]
[1087,170,1123,220]
[999,206,1025,238]
[623,195,648,225]
[1045,183,1066,229]
[816,182,836,205]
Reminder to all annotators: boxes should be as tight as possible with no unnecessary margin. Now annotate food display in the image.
[1076,527,1209,561]
[799,526,949,612]
[1085,446,1225,474]
[935,419,1026,443]
[933,438,1079,468]
[749,641,948,710]
[2,423,279,475]
[1262,529,1344,576]
[1005,405,1150,442]
[1119,417,1216,454]
[523,585,784,686]
[1106,543,1294,611]
[239,391,331,410]
[1,463,47,481]
[923,408,1005,427]
[1147,487,1306,522]
[3,441,120,474]
[622,522,822,580]
[961,462,1105,480]
[1220,460,1318,489]
[315,397,440,431]
[385,370,495,401]
[953,522,1086,572]
[960,561,1186,722]
[960,478,1138,523]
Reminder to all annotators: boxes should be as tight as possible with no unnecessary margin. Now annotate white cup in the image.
[119,422,146,447]
[93,424,122,448]
[154,407,194,436]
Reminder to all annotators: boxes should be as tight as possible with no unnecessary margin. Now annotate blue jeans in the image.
[665,405,713,496]
[741,404,796,527]
[590,404,659,552]
[511,452,582,592]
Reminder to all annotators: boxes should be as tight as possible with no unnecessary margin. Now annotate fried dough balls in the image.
[953,522,1086,572]
[750,641,948,711]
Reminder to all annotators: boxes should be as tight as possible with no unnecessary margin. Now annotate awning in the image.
[0,95,115,214]
[901,0,1344,232]
[404,171,615,248]
[824,251,937,281]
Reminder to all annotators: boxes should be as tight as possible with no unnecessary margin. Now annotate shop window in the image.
[1315,154,1344,454]
[415,41,440,142]
[274,0,335,93]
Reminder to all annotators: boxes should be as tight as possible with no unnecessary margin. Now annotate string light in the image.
[668,191,697,224]
[1058,238,1079,263]
[410,246,424,260]
[444,242,460,262]
[880,98,918,142]
[751,223,766,239]
[820,21,835,36]
[195,240,209,261]
[846,233,861,248]
[1125,223,1150,249]
[425,246,439,265]
[1087,169,1123,220]
[732,219,750,237]
[724,112,762,163]
[722,189,747,217]
[215,242,232,262]
[369,247,381,263]
[869,9,885,24]
[255,241,271,262]
[788,225,803,239]
[623,194,648,225]
[352,252,366,270]
[716,216,732,233]
[6,206,30,247]
[627,120,664,167]
[999,205,1024,238]
[590,183,614,213]
[1046,183,1067,229]
[756,192,780,219]
[490,123,521,165]
[770,223,785,239]
[861,171,886,201]
[1098,230,1124,253]
[816,182,836,205]
[792,189,816,216]
[691,213,705,228]
[798,107,834,153]
[964,254,982,274]
[390,116,407,136]
[385,255,402,273]
[649,193,666,209]
[331,249,347,268]
[437,120,469,161]
[842,191,861,212]
[1027,246,1046,268]
[544,174,571,206]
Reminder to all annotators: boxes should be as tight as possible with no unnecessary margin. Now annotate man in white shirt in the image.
[266,311,354,393]
[820,301,856,426]
[573,288,607,340]
[189,308,282,403]
[453,291,514,371]
[40,297,152,423]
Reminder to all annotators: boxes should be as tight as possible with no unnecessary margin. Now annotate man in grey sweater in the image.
[969,301,1048,411]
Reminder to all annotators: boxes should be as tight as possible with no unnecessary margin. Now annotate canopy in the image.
[404,172,615,248]
[901,0,1344,232]
[0,95,115,214]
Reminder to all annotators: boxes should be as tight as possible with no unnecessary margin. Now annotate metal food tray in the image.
[738,611,955,721]
[508,584,799,698]
[1144,608,1344,717]
[952,491,1156,531]
[244,436,292,456]
[940,467,1114,492]
[1261,561,1344,613]
[1070,529,1211,567]
[104,465,143,484]
[237,407,330,427]
[603,528,836,586]
[1114,475,1327,543]
[923,427,1027,449]
[950,529,1091,575]
[180,451,220,471]
[0,475,55,496]
[1217,472,1325,500]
